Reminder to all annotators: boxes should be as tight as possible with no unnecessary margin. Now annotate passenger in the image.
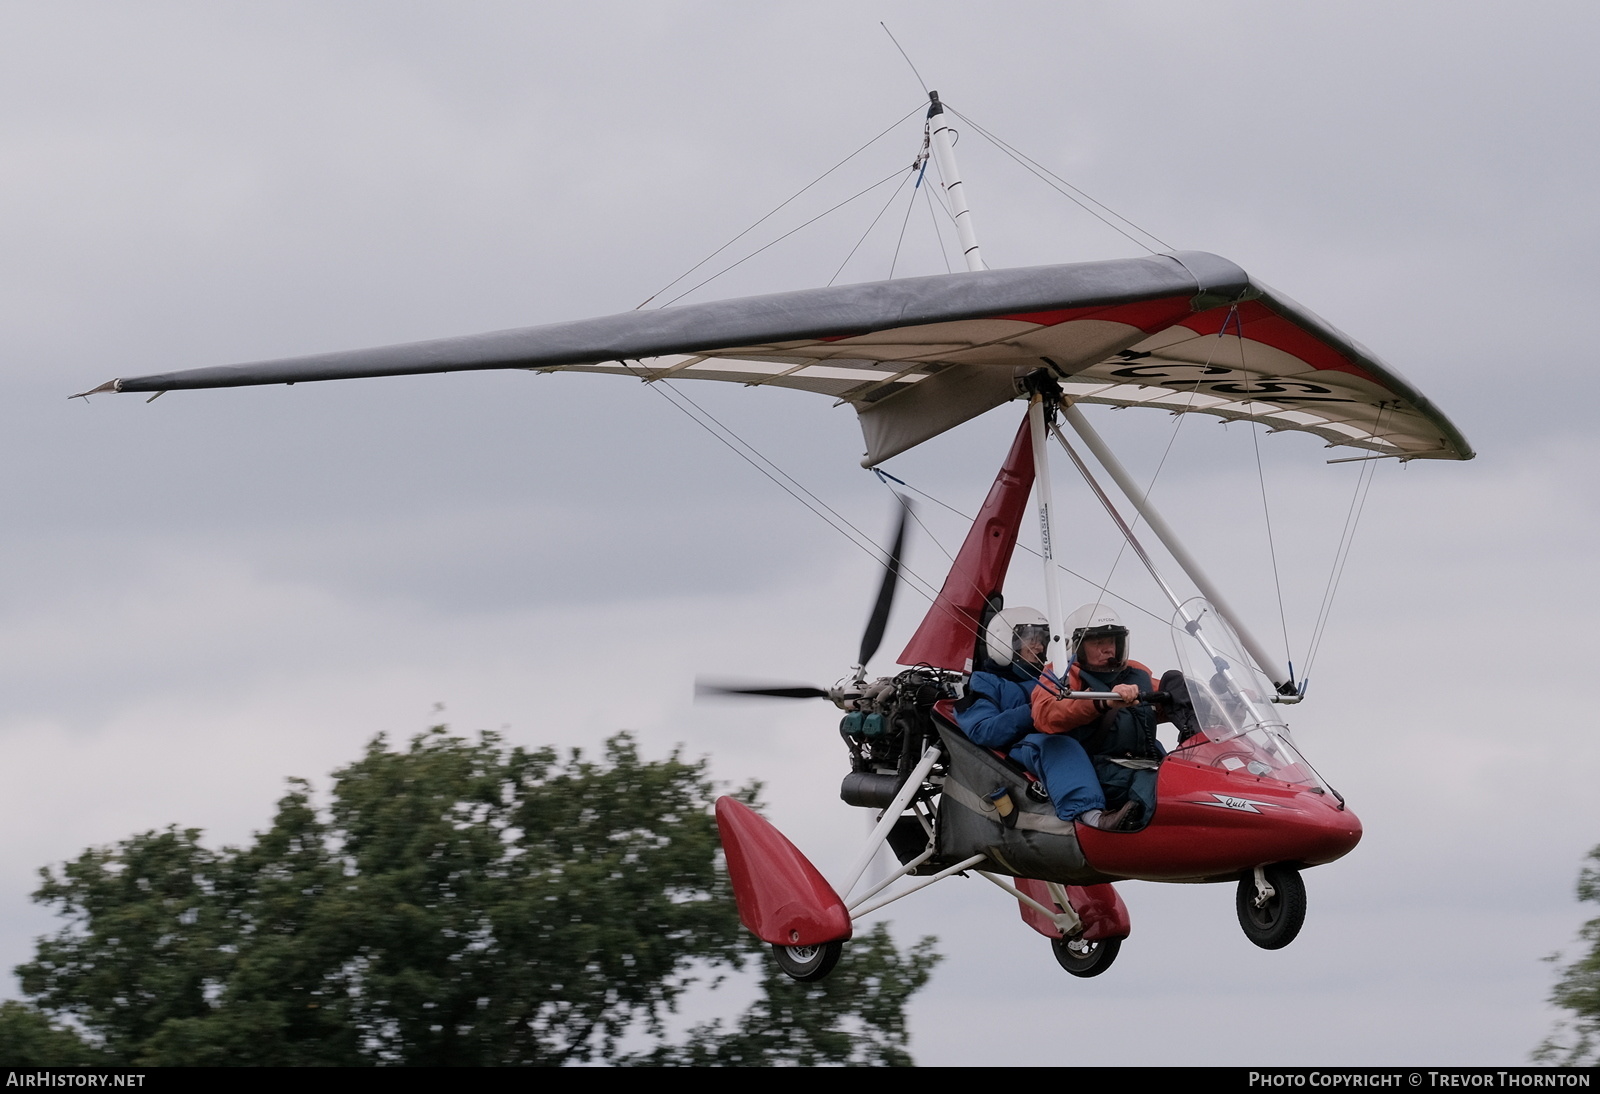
[954,607,1129,831]
[1031,603,1169,830]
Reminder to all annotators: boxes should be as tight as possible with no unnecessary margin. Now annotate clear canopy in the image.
[1165,599,1333,795]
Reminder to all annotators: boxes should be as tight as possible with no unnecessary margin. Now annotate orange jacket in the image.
[1030,659,1163,737]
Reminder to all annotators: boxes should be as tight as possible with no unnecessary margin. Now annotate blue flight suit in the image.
[955,664,1105,823]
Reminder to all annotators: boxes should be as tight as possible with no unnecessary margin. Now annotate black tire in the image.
[772,940,843,982]
[1050,934,1121,978]
[1236,864,1307,950]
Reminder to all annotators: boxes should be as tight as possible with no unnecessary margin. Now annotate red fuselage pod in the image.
[1075,754,1363,883]
[715,795,853,947]
[1015,878,1131,941]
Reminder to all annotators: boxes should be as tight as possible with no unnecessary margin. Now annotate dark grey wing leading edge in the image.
[77,251,1472,465]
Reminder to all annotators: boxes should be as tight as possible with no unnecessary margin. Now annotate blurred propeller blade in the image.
[857,495,912,669]
[695,679,830,700]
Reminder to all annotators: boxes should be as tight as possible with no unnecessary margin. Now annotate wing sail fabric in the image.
[81,250,1472,464]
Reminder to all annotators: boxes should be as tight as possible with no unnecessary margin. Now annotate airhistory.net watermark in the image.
[4,1076,145,1088]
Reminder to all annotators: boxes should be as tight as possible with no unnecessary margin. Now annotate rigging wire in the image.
[912,127,962,270]
[873,469,955,569]
[829,167,917,286]
[1234,318,1296,677]
[887,161,928,280]
[946,105,1174,254]
[658,167,909,308]
[922,175,954,274]
[873,467,1179,632]
[630,350,1183,662]
[619,362,949,614]
[1302,403,1392,680]
[635,104,923,310]
[1083,312,1234,621]
[629,342,1194,661]
[1251,418,1293,667]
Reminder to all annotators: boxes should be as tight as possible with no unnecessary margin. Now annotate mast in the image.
[929,90,1068,670]
[926,92,984,273]
[928,92,1068,667]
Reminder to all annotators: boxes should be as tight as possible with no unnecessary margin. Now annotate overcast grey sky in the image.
[0,1,1595,1066]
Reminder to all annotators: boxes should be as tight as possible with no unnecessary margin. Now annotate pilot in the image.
[1031,603,1169,830]
[954,607,1127,831]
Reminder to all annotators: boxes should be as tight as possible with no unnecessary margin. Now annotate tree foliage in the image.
[0,1001,104,1066]
[632,926,938,1067]
[5,728,938,1066]
[1536,843,1600,1065]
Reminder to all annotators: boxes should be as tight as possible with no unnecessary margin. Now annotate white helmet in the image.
[1063,602,1129,665]
[984,607,1051,669]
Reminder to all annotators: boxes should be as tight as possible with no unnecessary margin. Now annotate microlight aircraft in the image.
[76,92,1471,981]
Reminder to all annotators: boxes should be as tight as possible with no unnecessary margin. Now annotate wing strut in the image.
[1058,403,1298,700]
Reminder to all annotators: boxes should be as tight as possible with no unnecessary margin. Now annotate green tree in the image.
[632,925,938,1067]
[7,728,937,1066]
[0,1001,103,1066]
[1536,843,1600,1065]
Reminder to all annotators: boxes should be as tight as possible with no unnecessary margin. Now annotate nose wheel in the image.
[1050,934,1121,977]
[1236,863,1306,950]
[772,940,844,982]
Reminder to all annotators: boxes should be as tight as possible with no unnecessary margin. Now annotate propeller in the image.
[694,682,831,700]
[856,495,910,672]
[695,496,913,701]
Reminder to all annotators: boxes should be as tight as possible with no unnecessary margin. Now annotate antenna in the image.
[879,23,929,94]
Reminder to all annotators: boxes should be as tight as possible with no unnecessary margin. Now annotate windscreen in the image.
[1165,600,1331,794]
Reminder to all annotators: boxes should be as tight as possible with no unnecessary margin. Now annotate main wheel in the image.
[1236,864,1307,950]
[1051,934,1121,978]
[772,940,843,982]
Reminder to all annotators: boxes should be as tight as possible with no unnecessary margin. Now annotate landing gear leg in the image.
[772,940,844,982]
[1235,863,1306,950]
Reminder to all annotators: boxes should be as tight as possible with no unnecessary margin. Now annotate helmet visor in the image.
[1073,624,1128,667]
[1012,623,1050,665]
